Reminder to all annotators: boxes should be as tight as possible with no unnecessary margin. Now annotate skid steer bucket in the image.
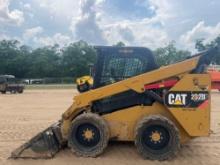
[10,121,65,159]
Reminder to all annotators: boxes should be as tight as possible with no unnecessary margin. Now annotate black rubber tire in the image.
[18,89,23,94]
[77,82,90,93]
[1,91,6,94]
[135,115,180,160]
[68,113,109,157]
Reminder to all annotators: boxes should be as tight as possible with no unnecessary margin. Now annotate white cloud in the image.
[100,0,220,50]
[148,0,174,24]
[118,26,135,42]
[35,0,79,21]
[0,33,9,40]
[23,26,43,40]
[150,0,220,39]
[28,0,173,47]
[0,0,24,26]
[23,3,31,11]
[103,20,170,48]
[70,0,107,45]
[34,33,72,47]
[133,26,169,48]
[0,33,22,43]
[180,21,220,51]
[96,0,171,48]
[69,0,172,47]
[1,0,220,50]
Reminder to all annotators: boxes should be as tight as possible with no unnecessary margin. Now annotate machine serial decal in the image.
[164,91,209,108]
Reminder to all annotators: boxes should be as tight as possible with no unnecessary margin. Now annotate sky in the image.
[0,0,220,51]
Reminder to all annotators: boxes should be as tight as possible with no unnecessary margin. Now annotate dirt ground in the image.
[0,89,220,165]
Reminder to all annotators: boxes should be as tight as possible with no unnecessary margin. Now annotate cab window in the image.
[0,77,6,84]
[100,56,146,85]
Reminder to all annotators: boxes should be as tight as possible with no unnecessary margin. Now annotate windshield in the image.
[7,78,16,84]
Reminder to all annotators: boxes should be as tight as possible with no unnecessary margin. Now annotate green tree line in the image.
[0,36,219,79]
[0,40,96,78]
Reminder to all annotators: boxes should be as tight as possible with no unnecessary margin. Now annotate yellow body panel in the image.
[103,103,190,143]
[61,55,210,144]
[102,74,210,143]
[76,75,93,86]
[166,74,211,136]
[63,56,200,119]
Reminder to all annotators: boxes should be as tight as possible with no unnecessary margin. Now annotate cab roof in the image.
[0,75,15,78]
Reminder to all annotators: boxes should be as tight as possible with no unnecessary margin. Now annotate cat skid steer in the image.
[11,46,219,160]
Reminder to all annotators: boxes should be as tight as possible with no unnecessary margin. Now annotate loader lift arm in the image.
[63,55,200,118]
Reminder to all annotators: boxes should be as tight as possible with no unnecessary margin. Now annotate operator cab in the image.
[0,75,15,84]
[92,46,159,114]
[93,46,158,89]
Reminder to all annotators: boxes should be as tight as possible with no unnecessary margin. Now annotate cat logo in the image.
[165,91,209,108]
[168,93,187,106]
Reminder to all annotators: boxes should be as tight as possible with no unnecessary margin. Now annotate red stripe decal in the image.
[198,100,209,109]
[144,80,178,90]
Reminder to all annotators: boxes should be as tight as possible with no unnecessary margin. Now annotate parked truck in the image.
[0,75,25,94]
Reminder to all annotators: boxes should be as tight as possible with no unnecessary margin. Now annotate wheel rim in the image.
[141,125,170,151]
[74,123,100,147]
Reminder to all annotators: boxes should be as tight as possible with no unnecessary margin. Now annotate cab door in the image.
[0,77,6,91]
[92,47,158,114]
[93,47,158,89]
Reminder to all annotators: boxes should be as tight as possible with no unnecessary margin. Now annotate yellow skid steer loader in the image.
[11,46,219,160]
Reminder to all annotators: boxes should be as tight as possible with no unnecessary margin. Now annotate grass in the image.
[25,84,76,90]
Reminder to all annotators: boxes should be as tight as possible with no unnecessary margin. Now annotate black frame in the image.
[93,46,158,89]
[91,46,159,115]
